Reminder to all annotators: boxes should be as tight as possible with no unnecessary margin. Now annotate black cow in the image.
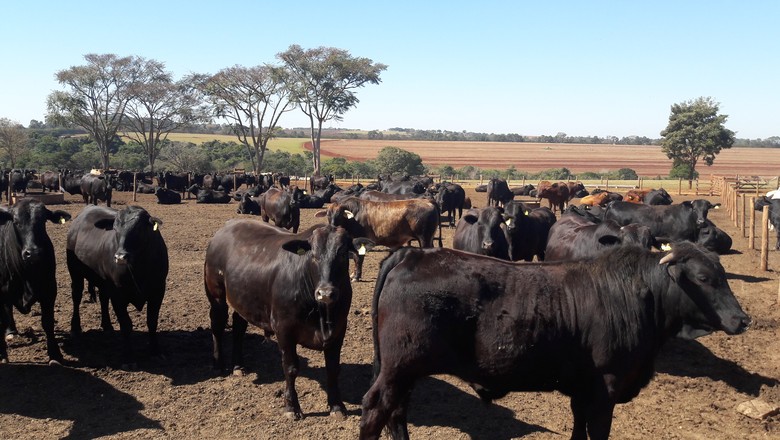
[188,184,231,204]
[80,173,113,207]
[545,215,656,261]
[310,174,334,191]
[510,184,535,196]
[696,219,732,254]
[257,187,303,233]
[60,171,83,196]
[380,179,426,195]
[135,182,156,194]
[0,171,7,201]
[503,203,557,262]
[487,177,513,207]
[158,171,189,195]
[154,186,182,205]
[205,221,355,419]
[236,193,261,215]
[604,199,720,244]
[40,171,60,192]
[9,169,34,194]
[359,242,750,439]
[452,207,511,260]
[321,197,441,280]
[433,182,466,227]
[644,188,673,205]
[0,199,70,364]
[67,205,169,368]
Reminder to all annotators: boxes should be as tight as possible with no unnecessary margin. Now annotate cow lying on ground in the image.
[359,242,750,439]
[0,199,70,364]
[67,205,169,368]
[580,191,623,207]
[205,221,355,419]
[154,186,181,205]
[188,184,231,204]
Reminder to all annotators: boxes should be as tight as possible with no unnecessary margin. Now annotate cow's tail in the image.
[370,247,415,384]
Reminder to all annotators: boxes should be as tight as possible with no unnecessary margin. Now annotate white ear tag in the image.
[505,218,512,226]
[60,218,66,224]
[661,243,672,252]
[344,210,354,219]
[153,222,159,231]
[358,244,367,255]
[524,211,529,215]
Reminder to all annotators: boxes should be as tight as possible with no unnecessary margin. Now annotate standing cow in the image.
[67,205,168,368]
[0,199,71,364]
[205,221,355,419]
[359,242,750,439]
[80,173,113,207]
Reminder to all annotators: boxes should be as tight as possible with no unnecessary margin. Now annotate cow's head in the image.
[95,206,162,266]
[688,199,721,228]
[463,207,510,258]
[237,193,260,215]
[659,241,749,338]
[281,225,354,306]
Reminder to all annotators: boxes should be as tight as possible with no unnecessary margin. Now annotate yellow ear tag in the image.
[661,243,672,252]
[60,218,66,224]
[153,222,159,232]
[524,211,529,216]
[505,218,512,226]
[297,248,306,256]
[358,244,367,256]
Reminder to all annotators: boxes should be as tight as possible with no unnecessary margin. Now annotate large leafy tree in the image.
[47,54,150,169]
[277,45,387,175]
[196,65,293,174]
[660,97,735,183]
[122,62,209,174]
[374,146,424,176]
[0,118,29,168]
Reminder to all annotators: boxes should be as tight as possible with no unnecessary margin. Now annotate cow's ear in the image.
[282,239,311,256]
[353,238,375,256]
[682,201,693,208]
[48,210,71,225]
[314,210,327,218]
[712,203,721,210]
[149,216,163,231]
[598,235,621,246]
[94,218,115,230]
[0,209,12,224]
[463,214,478,225]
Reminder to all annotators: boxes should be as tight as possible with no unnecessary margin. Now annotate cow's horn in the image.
[659,252,675,265]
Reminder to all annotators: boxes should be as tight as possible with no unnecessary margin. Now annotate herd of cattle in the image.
[1,169,773,439]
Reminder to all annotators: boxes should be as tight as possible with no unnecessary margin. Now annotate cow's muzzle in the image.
[315,285,337,304]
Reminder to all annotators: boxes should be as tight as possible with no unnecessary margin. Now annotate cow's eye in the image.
[697,275,709,283]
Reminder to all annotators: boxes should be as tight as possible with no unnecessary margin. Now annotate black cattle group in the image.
[0,173,756,440]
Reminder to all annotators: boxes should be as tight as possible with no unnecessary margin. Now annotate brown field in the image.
[315,139,780,177]
[0,188,779,439]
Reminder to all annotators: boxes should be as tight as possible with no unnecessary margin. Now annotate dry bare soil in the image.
[1,187,779,440]
[316,139,780,177]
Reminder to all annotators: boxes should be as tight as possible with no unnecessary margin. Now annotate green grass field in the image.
[163,133,309,154]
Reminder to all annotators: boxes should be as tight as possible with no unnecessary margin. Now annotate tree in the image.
[123,62,209,173]
[373,147,424,175]
[278,44,387,175]
[159,141,211,172]
[660,97,735,184]
[0,118,29,168]
[197,65,293,174]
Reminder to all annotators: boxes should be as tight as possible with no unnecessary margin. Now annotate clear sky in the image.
[1,1,777,139]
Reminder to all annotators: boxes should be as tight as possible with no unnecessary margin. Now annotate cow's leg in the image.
[146,291,163,357]
[70,274,84,335]
[359,372,409,440]
[230,311,248,373]
[570,391,614,440]
[387,387,413,440]
[324,337,346,416]
[3,304,17,341]
[98,287,113,332]
[570,395,588,440]
[277,333,303,419]
[39,288,63,365]
[110,296,135,369]
[208,298,228,372]
[86,280,97,303]
[0,307,9,363]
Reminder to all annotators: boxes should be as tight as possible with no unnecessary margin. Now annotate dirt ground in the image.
[1,186,779,440]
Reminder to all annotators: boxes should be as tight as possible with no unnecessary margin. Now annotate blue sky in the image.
[1,1,777,139]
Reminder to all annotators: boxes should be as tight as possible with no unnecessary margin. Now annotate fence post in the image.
[605,177,609,190]
[749,197,756,249]
[132,173,138,202]
[678,178,682,195]
[739,194,745,234]
[695,179,699,195]
[733,188,739,226]
[761,205,769,271]
[522,176,526,187]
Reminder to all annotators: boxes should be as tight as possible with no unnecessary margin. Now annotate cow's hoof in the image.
[5,333,13,342]
[0,358,7,364]
[232,366,246,377]
[284,410,303,420]
[329,405,347,418]
[48,359,63,367]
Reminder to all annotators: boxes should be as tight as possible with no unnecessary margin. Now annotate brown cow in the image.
[625,188,652,204]
[318,197,441,280]
[537,181,570,213]
[580,191,624,207]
